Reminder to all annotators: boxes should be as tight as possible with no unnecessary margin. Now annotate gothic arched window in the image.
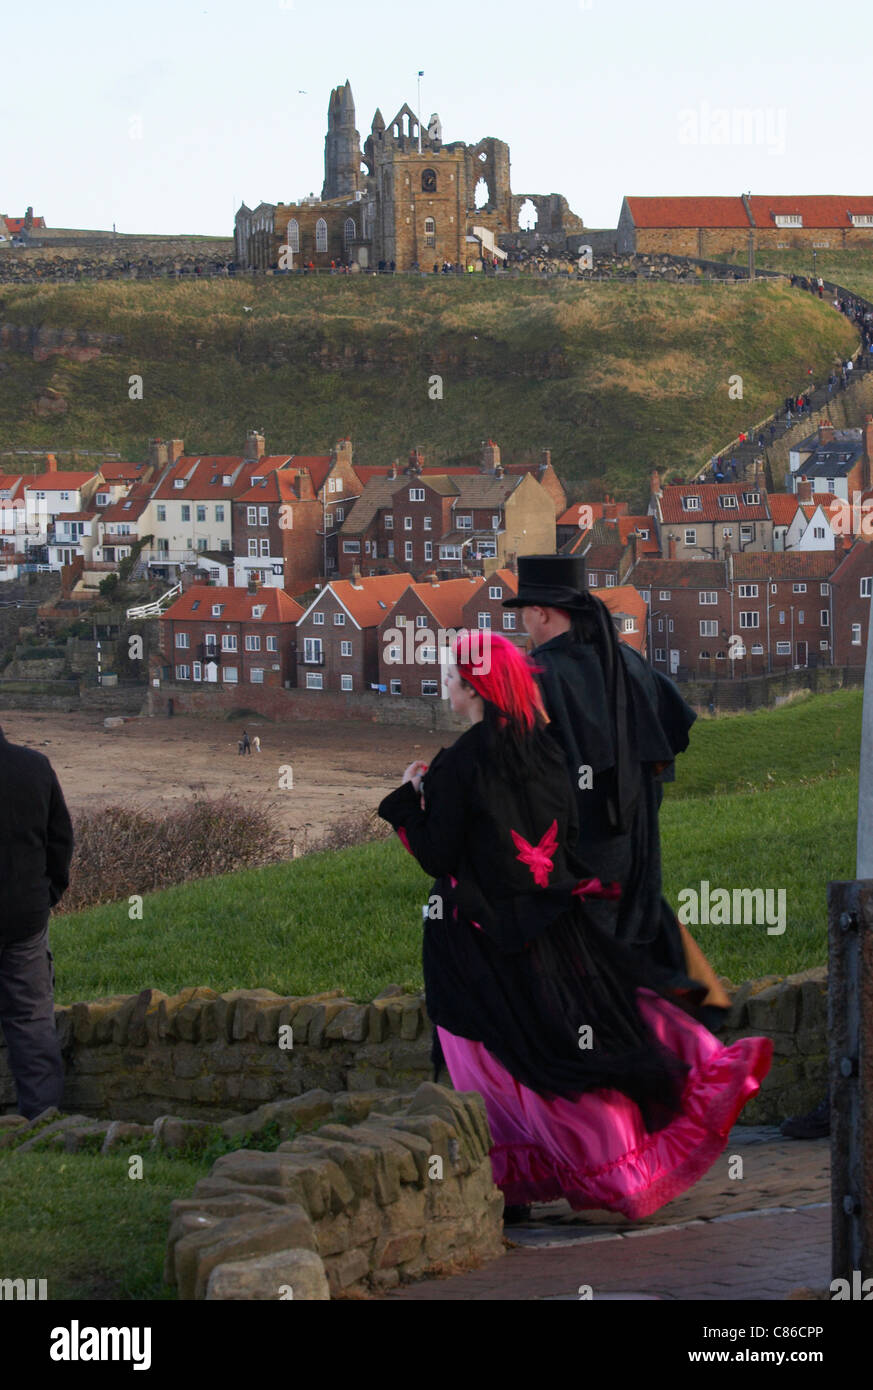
[421,168,437,193]
[287,218,299,252]
[315,218,328,253]
[344,217,355,246]
[424,217,436,248]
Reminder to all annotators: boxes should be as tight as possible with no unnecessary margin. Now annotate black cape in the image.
[378,720,698,1131]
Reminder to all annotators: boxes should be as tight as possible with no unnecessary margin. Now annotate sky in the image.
[3,0,872,236]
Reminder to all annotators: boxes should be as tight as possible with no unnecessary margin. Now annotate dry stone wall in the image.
[0,969,829,1127]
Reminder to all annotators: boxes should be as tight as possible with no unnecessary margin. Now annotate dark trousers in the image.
[0,921,65,1119]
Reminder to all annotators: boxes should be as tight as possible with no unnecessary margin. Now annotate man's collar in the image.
[530,631,575,656]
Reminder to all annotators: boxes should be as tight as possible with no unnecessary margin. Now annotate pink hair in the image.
[450,630,546,732]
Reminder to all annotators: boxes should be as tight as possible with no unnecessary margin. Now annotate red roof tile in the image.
[310,573,415,629]
[161,584,303,624]
[592,585,647,652]
[408,577,485,628]
[630,559,727,589]
[730,552,837,579]
[748,196,873,228]
[767,494,800,526]
[23,472,98,490]
[658,483,770,523]
[624,196,749,228]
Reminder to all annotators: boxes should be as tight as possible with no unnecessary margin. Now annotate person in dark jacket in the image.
[378,632,771,1220]
[502,554,731,1024]
[0,723,74,1118]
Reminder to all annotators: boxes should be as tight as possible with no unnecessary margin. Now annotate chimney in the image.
[818,421,835,446]
[332,438,353,467]
[148,438,169,470]
[45,453,58,473]
[389,458,398,479]
[650,469,662,498]
[406,447,423,475]
[668,535,677,560]
[350,563,362,587]
[540,448,551,471]
[168,438,185,463]
[296,468,315,501]
[797,477,813,502]
[481,439,501,473]
[244,428,265,460]
[247,575,259,595]
[25,206,33,229]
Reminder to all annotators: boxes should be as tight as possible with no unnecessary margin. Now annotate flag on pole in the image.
[418,70,424,76]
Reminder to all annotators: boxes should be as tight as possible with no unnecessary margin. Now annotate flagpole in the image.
[857,589,873,876]
[417,71,423,154]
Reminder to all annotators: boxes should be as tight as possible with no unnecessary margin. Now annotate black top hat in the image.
[502,554,588,610]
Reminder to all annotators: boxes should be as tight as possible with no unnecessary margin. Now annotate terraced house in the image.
[649,476,774,560]
[294,572,413,693]
[158,584,303,689]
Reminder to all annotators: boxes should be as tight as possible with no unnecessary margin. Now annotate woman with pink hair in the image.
[378,630,772,1221]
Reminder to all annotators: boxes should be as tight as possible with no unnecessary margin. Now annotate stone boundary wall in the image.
[0,971,827,1127]
[148,679,468,731]
[678,664,864,713]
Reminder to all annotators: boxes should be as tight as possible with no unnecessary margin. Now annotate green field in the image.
[0,275,857,507]
[714,248,873,304]
[49,688,862,1001]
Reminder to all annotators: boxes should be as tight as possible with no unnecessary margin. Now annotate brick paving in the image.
[385,1128,831,1301]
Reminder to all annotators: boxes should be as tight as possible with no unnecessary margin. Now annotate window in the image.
[303,637,323,664]
[405,541,413,561]
[409,488,425,502]
[776,640,792,655]
[211,604,224,617]
[738,584,758,598]
[739,612,760,629]
[740,525,753,540]
[247,540,258,558]
[390,680,402,695]
[313,611,324,625]
[192,661,202,681]
[266,635,278,652]
[588,573,599,586]
[181,505,191,522]
[820,583,830,596]
[492,514,500,529]
[315,218,328,253]
[489,586,502,600]
[344,217,355,247]
[157,505,166,522]
[384,514,394,530]
[720,496,738,510]
[248,668,264,685]
[820,640,830,650]
[478,612,492,629]
[793,583,807,593]
[751,643,764,655]
[798,611,805,625]
[404,517,413,531]
[343,541,360,553]
[306,672,323,689]
[288,218,300,252]
[503,612,516,630]
[424,216,436,247]
[852,624,863,645]
[221,634,238,651]
[775,213,802,227]
[215,503,224,523]
[387,540,394,557]
[259,539,269,557]
[245,635,261,651]
[683,496,701,511]
[813,527,826,540]
[743,492,761,506]
[639,590,651,603]
[340,640,352,657]
[699,591,718,605]
[333,613,346,626]
[340,674,353,691]
[684,529,697,546]
[440,545,461,560]
[771,583,778,595]
[175,664,191,680]
[778,610,785,624]
[204,633,218,654]
[258,506,269,526]
[605,574,616,587]
[654,648,666,662]
[657,619,664,632]
[420,646,437,662]
[421,680,439,696]
[196,505,206,522]
[222,666,238,684]
[699,620,718,637]
[457,515,472,530]
[821,610,830,626]
[424,541,432,562]
[220,539,231,552]
[423,516,432,531]
[862,578,873,598]
[246,506,257,525]
[175,632,190,648]
[722,528,734,539]
[422,169,437,193]
[659,591,671,602]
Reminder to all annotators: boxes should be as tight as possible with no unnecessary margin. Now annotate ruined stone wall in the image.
[0,970,828,1128]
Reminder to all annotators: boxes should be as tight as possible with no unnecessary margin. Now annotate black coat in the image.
[0,726,74,940]
[530,631,696,974]
[378,718,693,1122]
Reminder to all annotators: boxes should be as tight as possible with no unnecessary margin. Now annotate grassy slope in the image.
[0,276,857,506]
[715,248,873,304]
[50,689,862,1000]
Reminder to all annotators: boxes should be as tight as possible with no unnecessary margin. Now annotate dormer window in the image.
[850,213,873,227]
[683,496,701,511]
[743,492,760,505]
[222,475,232,486]
[174,479,186,488]
[251,605,265,619]
[774,213,802,227]
[211,604,224,616]
[719,495,738,509]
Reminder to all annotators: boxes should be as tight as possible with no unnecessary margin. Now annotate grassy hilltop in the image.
[0,275,858,504]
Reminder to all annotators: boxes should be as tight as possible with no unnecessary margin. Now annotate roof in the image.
[792,427,863,453]
[623,196,749,228]
[304,573,415,629]
[830,538,873,583]
[800,495,841,522]
[591,585,647,652]
[151,455,291,501]
[97,462,149,481]
[623,195,873,230]
[406,577,486,628]
[582,543,624,570]
[730,552,837,580]
[100,483,153,522]
[341,477,402,533]
[3,215,47,232]
[748,195,873,228]
[0,476,26,499]
[796,447,863,480]
[54,510,96,521]
[161,584,303,624]
[658,483,770,523]
[23,471,98,490]
[630,559,727,589]
[767,493,800,526]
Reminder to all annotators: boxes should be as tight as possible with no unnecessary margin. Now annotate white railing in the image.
[126,581,182,619]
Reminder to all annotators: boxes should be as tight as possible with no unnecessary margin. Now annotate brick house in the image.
[339,450,555,581]
[354,444,567,524]
[650,477,774,560]
[617,195,873,257]
[295,572,412,693]
[830,540,873,666]
[728,552,838,672]
[377,576,487,697]
[159,584,303,689]
[629,558,731,680]
[593,585,648,655]
[460,566,521,643]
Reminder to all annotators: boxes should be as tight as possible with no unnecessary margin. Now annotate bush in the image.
[312,808,392,853]
[59,795,292,914]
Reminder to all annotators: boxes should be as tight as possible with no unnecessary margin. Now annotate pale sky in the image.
[3,0,871,236]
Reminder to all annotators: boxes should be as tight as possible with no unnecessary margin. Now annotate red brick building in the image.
[158,584,303,689]
[629,558,732,680]
[377,576,488,697]
[830,540,873,666]
[295,572,412,693]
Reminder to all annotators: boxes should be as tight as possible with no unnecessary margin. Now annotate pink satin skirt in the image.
[437,987,773,1220]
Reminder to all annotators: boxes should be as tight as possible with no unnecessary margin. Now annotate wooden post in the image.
[828,880,873,1282]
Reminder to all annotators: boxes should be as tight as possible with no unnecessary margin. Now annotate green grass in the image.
[0,275,857,507]
[712,248,873,304]
[0,1151,205,1299]
[49,689,863,1001]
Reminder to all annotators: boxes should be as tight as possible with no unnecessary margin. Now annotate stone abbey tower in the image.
[234,79,583,272]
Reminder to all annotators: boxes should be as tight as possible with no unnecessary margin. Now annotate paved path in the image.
[385,1128,831,1301]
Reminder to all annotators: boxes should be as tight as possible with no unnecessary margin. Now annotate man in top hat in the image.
[503,554,729,1021]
